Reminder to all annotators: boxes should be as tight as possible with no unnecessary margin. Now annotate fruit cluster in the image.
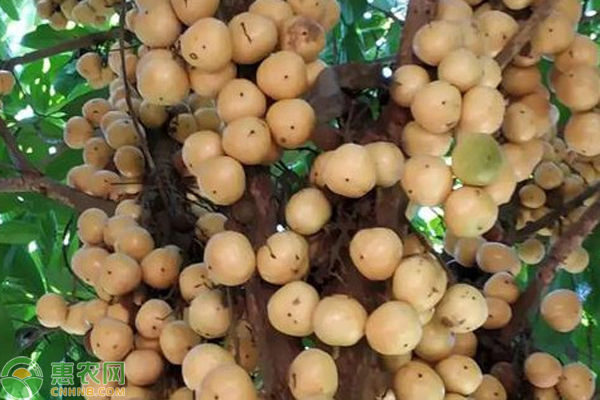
[35,0,117,29]
[28,0,599,398]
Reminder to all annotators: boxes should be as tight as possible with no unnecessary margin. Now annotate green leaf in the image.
[20,24,99,50]
[0,303,17,367]
[0,220,39,244]
[60,87,108,117]
[0,0,20,20]
[54,60,86,96]
[43,148,82,181]
[33,332,69,396]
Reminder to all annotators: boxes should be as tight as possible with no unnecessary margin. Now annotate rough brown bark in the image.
[320,1,438,398]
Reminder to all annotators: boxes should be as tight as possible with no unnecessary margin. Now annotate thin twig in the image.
[511,180,600,243]
[500,197,600,344]
[0,117,41,175]
[0,28,122,71]
[0,176,116,214]
[118,1,155,171]
[495,0,559,69]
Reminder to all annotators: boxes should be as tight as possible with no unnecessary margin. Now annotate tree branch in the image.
[0,117,41,176]
[510,180,600,243]
[495,0,559,69]
[0,28,122,71]
[500,197,600,344]
[0,175,116,214]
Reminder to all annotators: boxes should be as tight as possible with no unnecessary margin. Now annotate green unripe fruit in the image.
[452,133,504,186]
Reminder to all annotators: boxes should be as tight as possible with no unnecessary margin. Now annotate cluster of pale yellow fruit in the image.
[35,0,117,29]
[29,0,600,398]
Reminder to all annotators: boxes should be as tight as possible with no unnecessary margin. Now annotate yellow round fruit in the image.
[323,143,377,198]
[350,227,404,281]
[197,364,257,400]
[313,294,367,346]
[524,352,562,389]
[159,320,201,365]
[531,10,576,55]
[36,293,68,328]
[393,361,445,400]
[556,362,596,400]
[438,48,483,92]
[365,301,422,355]
[476,242,521,274]
[195,156,246,205]
[181,343,235,391]
[565,112,600,157]
[390,65,431,107]
[482,297,512,329]
[365,142,405,187]
[256,230,309,285]
[414,318,456,363]
[444,187,498,238]
[90,317,134,361]
[180,18,232,72]
[435,283,488,333]
[229,12,277,64]
[249,0,293,29]
[134,2,181,48]
[555,34,599,73]
[288,348,338,399]
[285,188,331,235]
[268,281,319,337]
[477,11,519,57]
[472,374,507,400]
[257,51,308,100]
[137,54,189,106]
[98,253,142,296]
[188,62,237,99]
[188,288,232,339]
[412,20,463,66]
[141,246,183,289]
[266,98,315,149]
[170,0,218,26]
[401,122,453,157]
[540,289,582,333]
[401,155,453,206]
[459,86,505,134]
[483,272,520,304]
[411,80,462,134]
[222,117,272,165]
[182,130,223,174]
[436,355,483,395]
[204,231,256,286]
[392,254,447,312]
[217,78,266,123]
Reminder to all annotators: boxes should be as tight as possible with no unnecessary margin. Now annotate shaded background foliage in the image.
[0,0,598,398]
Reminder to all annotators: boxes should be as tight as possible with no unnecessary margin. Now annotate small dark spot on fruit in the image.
[189,52,198,60]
